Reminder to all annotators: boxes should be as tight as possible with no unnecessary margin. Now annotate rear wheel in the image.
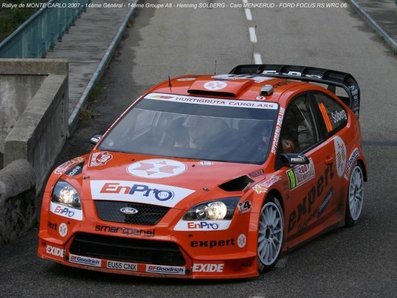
[257,196,284,272]
[345,165,364,227]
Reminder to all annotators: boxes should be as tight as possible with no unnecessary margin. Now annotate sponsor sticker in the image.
[271,107,285,153]
[331,110,347,125]
[286,159,315,190]
[317,188,333,217]
[192,263,224,273]
[237,234,247,248]
[69,254,101,267]
[145,93,278,110]
[89,151,112,167]
[58,223,68,237]
[50,202,83,221]
[176,77,196,81]
[95,225,155,237]
[174,220,231,231]
[334,136,347,177]
[146,265,185,275]
[198,161,213,166]
[91,180,194,208]
[46,245,65,258]
[54,157,84,175]
[106,260,137,272]
[253,176,281,194]
[212,74,270,83]
[127,159,187,179]
[190,238,235,248]
[203,80,228,91]
[238,200,252,213]
[344,148,359,180]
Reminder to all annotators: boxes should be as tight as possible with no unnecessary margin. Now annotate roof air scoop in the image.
[188,79,253,97]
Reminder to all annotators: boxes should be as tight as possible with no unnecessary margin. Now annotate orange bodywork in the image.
[38,69,367,279]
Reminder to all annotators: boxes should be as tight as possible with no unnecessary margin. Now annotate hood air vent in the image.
[219,175,253,192]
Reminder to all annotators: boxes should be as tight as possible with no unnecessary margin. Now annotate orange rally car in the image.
[38,64,367,279]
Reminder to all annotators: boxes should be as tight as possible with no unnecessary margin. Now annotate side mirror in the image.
[90,134,102,145]
[280,153,310,167]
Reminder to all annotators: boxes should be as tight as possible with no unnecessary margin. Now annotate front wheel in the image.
[345,165,364,227]
[257,196,284,272]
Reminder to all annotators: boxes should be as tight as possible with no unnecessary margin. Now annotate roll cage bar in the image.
[230,64,360,117]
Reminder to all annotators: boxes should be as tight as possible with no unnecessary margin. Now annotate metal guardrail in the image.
[0,0,91,58]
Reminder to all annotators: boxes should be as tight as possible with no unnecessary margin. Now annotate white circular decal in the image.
[203,81,227,91]
[127,159,187,179]
[237,234,247,248]
[59,223,68,238]
[334,136,347,177]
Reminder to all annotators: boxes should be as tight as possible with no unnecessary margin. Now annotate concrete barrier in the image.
[0,59,69,192]
[0,59,68,242]
[0,159,35,244]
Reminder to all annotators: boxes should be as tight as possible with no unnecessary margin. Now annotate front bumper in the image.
[38,206,260,279]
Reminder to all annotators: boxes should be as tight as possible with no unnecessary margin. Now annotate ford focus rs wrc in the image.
[38,64,367,279]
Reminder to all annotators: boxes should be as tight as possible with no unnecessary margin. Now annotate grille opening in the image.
[95,201,170,225]
[69,233,185,266]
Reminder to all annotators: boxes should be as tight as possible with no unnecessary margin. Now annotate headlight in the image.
[183,198,239,221]
[52,181,81,209]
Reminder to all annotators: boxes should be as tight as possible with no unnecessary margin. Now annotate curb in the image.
[68,2,139,130]
[348,0,397,54]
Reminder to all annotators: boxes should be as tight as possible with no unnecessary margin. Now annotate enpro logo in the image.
[91,180,195,208]
[187,222,219,230]
[100,182,174,201]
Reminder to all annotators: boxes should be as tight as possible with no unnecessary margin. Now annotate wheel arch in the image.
[357,159,368,182]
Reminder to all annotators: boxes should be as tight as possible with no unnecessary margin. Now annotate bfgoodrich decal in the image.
[69,254,101,267]
[146,265,185,275]
[91,180,194,208]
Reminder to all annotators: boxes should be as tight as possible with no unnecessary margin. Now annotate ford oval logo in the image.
[120,207,138,215]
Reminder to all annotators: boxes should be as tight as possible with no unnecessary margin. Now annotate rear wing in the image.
[230,64,360,116]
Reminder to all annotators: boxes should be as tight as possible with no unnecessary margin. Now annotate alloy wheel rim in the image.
[349,166,364,221]
[258,202,283,266]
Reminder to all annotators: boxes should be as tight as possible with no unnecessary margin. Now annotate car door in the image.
[279,92,337,243]
[311,91,350,225]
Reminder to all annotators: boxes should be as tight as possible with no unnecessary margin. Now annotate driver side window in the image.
[280,94,319,153]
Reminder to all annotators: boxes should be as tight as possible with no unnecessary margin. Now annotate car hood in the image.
[79,151,261,208]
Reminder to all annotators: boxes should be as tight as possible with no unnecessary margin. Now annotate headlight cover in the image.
[52,180,81,209]
[183,198,239,221]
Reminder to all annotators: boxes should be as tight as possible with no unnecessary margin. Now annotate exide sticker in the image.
[174,220,231,231]
[91,180,194,208]
[192,263,224,273]
[50,202,83,220]
[46,245,65,258]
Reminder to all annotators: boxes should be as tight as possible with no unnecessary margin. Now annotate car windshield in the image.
[99,93,279,164]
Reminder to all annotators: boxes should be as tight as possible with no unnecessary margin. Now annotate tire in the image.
[257,195,284,272]
[345,164,364,227]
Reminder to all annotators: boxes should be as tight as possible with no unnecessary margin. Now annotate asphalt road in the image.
[1,1,397,297]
